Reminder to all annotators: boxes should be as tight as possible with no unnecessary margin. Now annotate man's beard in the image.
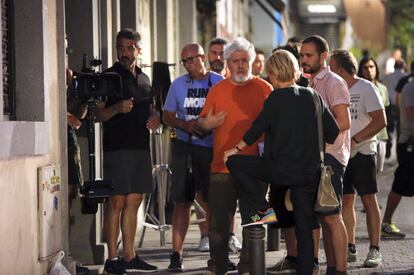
[209,60,224,73]
[302,63,320,74]
[119,57,134,68]
[232,71,251,83]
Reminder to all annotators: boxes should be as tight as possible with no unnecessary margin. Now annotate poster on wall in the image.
[38,165,62,260]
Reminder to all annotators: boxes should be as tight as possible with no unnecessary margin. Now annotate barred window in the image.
[2,0,14,120]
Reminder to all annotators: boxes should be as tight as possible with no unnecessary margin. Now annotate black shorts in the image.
[103,149,154,195]
[343,153,377,195]
[392,142,414,197]
[316,154,346,217]
[170,139,213,203]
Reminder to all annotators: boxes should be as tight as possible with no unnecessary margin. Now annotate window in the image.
[0,0,51,158]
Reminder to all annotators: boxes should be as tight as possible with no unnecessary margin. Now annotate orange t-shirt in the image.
[200,77,273,173]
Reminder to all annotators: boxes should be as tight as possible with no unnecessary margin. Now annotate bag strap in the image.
[186,134,192,172]
[311,90,325,166]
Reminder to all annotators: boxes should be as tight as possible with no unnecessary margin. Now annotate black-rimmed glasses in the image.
[180,54,202,65]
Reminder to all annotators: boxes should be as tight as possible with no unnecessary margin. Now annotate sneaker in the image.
[242,208,277,227]
[363,247,382,267]
[313,263,320,275]
[229,235,242,252]
[104,257,126,275]
[76,264,90,275]
[123,255,158,273]
[199,235,210,252]
[347,248,357,263]
[381,222,406,238]
[228,259,237,271]
[266,257,297,274]
[168,251,183,272]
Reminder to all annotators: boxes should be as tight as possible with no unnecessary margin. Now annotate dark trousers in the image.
[207,173,252,274]
[386,105,400,156]
[227,155,318,275]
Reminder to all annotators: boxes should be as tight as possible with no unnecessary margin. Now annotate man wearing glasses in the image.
[198,37,273,275]
[163,43,224,272]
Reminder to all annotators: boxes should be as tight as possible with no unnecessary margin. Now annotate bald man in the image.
[163,43,224,272]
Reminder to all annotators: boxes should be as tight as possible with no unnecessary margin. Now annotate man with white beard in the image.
[198,37,273,275]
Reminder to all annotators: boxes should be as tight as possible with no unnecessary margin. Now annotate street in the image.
[86,145,414,275]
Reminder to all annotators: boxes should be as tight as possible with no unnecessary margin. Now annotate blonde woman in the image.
[225,50,339,275]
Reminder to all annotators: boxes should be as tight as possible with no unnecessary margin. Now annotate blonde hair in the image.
[265,49,300,82]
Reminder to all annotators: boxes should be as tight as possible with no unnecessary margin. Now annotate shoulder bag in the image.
[312,92,340,213]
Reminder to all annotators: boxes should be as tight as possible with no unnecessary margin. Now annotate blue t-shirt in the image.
[164,71,224,147]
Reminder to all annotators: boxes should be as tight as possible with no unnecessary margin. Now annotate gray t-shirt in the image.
[399,80,414,143]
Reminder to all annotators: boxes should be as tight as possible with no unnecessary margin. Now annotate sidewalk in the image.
[87,156,414,274]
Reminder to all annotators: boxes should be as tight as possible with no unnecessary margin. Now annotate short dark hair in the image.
[116,28,141,47]
[358,57,380,80]
[287,36,302,44]
[302,35,329,55]
[273,44,300,62]
[255,48,265,56]
[330,50,358,75]
[394,59,406,70]
[410,61,414,72]
[209,37,228,48]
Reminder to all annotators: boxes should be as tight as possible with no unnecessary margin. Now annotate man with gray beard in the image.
[206,37,243,253]
[198,37,273,275]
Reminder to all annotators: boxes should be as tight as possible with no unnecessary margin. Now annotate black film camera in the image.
[74,54,123,214]
[75,56,123,103]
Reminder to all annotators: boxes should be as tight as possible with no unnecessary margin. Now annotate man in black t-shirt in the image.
[96,29,160,274]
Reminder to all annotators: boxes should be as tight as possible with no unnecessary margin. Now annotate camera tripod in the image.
[138,127,208,247]
[80,98,113,214]
[138,126,172,247]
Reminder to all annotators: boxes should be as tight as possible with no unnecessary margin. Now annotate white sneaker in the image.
[363,247,382,267]
[229,235,242,252]
[199,235,210,252]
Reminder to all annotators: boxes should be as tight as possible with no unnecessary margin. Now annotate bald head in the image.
[180,43,207,79]
[181,43,205,56]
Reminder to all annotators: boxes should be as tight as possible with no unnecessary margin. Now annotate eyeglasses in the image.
[180,54,202,65]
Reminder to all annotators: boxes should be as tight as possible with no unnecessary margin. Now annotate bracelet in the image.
[352,136,359,144]
[235,145,242,152]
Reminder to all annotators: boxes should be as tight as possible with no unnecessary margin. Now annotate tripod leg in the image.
[157,168,168,246]
[138,193,153,248]
[191,200,206,224]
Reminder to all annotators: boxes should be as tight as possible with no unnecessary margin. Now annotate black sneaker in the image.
[76,264,90,275]
[228,259,237,271]
[168,251,183,272]
[104,257,126,275]
[123,255,158,273]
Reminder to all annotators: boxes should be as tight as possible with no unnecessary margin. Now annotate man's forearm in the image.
[352,110,386,142]
[163,114,184,129]
[197,117,212,132]
[95,104,119,122]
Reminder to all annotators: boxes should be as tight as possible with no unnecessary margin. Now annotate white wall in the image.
[0,0,67,274]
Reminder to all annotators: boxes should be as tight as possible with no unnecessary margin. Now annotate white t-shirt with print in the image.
[349,78,384,157]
